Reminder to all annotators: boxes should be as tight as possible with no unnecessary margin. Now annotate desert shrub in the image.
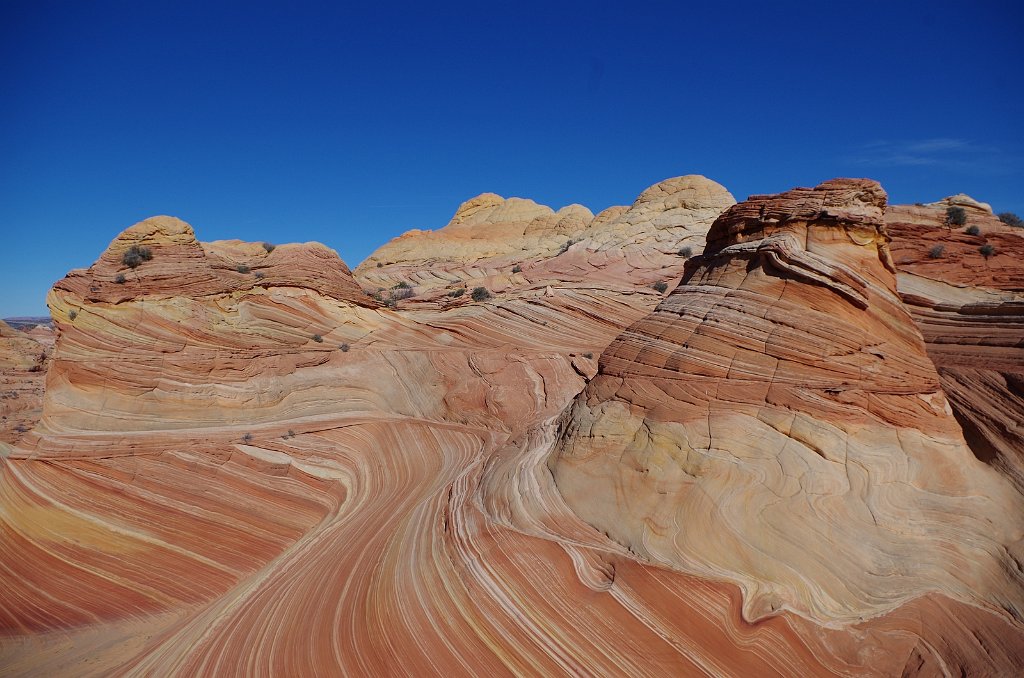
[339,343,350,352]
[242,432,253,443]
[391,287,414,301]
[678,246,693,258]
[471,286,491,301]
[68,310,77,320]
[946,206,967,226]
[448,288,465,298]
[928,245,945,259]
[583,352,593,359]
[965,225,981,236]
[558,239,575,254]
[394,281,410,289]
[237,264,251,274]
[254,271,265,279]
[980,244,996,258]
[262,242,275,253]
[512,264,522,273]
[114,273,126,284]
[122,245,153,269]
[376,262,383,268]
[652,281,668,293]
[287,429,296,438]
[998,212,1023,228]
[312,334,323,343]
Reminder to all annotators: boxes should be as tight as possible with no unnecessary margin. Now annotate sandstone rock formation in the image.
[2,182,1023,677]
[355,175,735,301]
[549,179,1024,631]
[886,198,1024,491]
[0,320,49,444]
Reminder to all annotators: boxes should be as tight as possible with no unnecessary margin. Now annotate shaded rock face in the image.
[550,179,1024,624]
[886,200,1024,491]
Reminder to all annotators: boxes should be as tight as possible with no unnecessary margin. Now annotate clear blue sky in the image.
[2,0,1021,316]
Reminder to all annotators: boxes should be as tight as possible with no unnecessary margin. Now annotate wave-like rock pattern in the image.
[549,179,1024,629]
[886,200,1024,491]
[4,191,1024,676]
[355,175,736,299]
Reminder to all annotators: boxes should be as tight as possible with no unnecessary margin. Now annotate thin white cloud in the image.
[847,138,1009,172]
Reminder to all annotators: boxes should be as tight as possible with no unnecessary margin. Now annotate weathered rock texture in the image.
[2,184,1024,677]
[0,321,50,444]
[355,175,735,302]
[886,198,1024,491]
[550,179,1024,639]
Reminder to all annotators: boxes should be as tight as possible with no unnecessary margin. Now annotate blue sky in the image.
[2,0,1021,316]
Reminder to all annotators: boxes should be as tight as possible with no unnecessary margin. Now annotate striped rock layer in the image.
[2,182,1024,676]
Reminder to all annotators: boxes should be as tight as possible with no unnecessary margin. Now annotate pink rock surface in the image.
[2,184,1023,676]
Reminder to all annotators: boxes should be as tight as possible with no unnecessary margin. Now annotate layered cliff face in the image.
[550,179,1024,626]
[886,199,1024,490]
[4,184,1024,677]
[354,175,735,299]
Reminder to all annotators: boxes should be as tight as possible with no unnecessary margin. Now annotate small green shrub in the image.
[652,281,668,293]
[998,212,1023,228]
[122,245,153,269]
[376,262,383,268]
[312,334,323,343]
[558,239,574,254]
[678,246,694,258]
[68,310,77,320]
[928,245,945,259]
[237,264,251,274]
[583,352,593,359]
[946,206,967,226]
[512,264,522,273]
[114,273,126,284]
[262,242,275,253]
[391,287,414,301]
[980,244,996,258]
[242,432,253,443]
[254,271,265,279]
[965,225,980,236]
[339,343,350,352]
[394,281,410,289]
[448,288,465,298]
[471,286,491,301]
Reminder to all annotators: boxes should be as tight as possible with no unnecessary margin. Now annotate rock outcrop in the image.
[0,320,49,443]
[355,175,736,301]
[3,183,1024,677]
[886,199,1024,491]
[550,179,1024,628]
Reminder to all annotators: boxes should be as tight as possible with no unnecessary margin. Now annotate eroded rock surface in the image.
[355,175,735,301]
[3,185,1023,677]
[0,321,50,444]
[886,199,1024,490]
[550,179,1024,632]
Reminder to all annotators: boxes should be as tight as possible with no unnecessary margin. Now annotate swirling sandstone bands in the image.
[3,186,1024,676]
[549,179,1024,627]
[886,200,1024,490]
